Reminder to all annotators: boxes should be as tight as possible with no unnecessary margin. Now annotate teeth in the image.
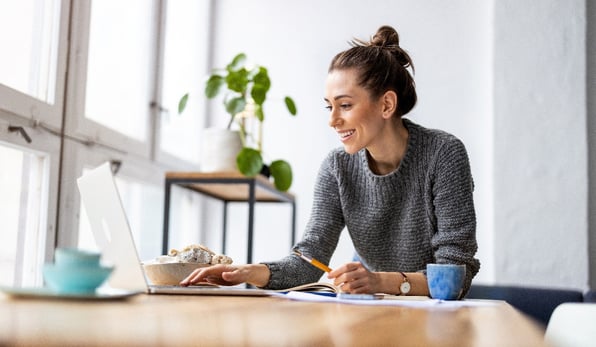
[338,130,355,138]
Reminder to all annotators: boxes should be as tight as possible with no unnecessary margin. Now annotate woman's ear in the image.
[381,90,398,119]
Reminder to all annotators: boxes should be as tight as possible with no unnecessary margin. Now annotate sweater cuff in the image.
[260,262,281,289]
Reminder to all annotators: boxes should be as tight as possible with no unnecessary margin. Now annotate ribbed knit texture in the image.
[262,118,480,294]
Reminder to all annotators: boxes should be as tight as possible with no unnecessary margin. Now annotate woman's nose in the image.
[328,109,341,128]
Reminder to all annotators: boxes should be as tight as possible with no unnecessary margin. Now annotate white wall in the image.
[493,0,588,289]
[205,0,591,290]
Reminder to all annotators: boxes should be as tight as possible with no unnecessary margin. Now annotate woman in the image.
[181,25,480,296]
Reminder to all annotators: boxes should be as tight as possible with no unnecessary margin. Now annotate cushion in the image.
[465,284,584,327]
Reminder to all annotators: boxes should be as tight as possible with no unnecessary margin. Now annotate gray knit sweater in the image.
[263,118,480,294]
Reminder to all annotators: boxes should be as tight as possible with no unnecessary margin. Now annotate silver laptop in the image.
[76,162,271,296]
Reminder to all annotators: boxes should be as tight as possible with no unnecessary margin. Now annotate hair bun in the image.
[370,26,413,71]
[371,25,400,48]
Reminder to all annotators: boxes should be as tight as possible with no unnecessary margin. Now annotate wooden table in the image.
[162,172,296,263]
[0,293,549,346]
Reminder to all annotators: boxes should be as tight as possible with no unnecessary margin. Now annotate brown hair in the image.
[328,25,417,116]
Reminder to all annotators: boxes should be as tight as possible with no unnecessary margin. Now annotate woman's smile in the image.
[337,128,355,142]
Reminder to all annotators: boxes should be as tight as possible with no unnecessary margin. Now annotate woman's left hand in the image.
[327,261,380,294]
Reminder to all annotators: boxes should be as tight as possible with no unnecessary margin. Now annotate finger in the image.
[181,269,206,286]
[342,278,371,294]
[180,268,201,286]
[333,267,361,286]
[328,262,355,279]
[183,266,221,286]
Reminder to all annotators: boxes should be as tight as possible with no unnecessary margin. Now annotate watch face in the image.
[400,281,411,294]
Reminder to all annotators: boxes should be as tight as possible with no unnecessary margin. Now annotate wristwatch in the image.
[399,272,411,295]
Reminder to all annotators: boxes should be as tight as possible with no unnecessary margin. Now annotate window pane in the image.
[0,0,60,103]
[0,143,48,287]
[84,0,156,141]
[159,0,210,163]
[78,175,164,261]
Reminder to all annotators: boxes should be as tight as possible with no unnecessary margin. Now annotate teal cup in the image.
[427,263,466,300]
[43,248,113,294]
[54,248,101,267]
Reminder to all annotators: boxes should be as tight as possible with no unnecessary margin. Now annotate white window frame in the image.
[0,0,69,131]
[0,111,61,285]
[1,0,212,283]
[64,1,160,159]
[153,0,213,169]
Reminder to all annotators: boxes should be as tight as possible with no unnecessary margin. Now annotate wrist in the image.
[246,264,271,287]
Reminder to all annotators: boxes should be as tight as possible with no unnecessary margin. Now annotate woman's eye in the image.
[340,104,351,109]
[324,105,332,111]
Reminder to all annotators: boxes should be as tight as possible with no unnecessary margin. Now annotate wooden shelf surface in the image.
[165,171,295,202]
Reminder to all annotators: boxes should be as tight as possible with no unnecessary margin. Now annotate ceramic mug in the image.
[426,263,466,300]
[54,248,101,268]
[44,248,112,294]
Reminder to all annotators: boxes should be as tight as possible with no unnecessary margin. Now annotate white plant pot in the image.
[200,128,243,172]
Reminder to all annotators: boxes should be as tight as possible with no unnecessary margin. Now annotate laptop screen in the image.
[77,162,148,292]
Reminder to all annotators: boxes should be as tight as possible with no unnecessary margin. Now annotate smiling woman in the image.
[179,25,480,299]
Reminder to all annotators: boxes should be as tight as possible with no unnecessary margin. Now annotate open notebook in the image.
[76,162,271,296]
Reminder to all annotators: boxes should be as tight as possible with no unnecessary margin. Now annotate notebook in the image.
[76,162,271,296]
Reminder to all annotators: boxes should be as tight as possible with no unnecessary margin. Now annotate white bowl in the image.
[143,262,210,285]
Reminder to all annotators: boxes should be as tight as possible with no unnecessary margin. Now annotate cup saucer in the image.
[43,264,113,294]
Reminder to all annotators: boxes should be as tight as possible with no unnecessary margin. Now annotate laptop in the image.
[76,162,271,296]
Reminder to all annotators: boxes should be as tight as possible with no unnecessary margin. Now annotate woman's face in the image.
[324,68,386,155]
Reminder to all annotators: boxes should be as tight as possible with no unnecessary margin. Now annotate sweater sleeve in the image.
[260,151,346,290]
[428,138,480,295]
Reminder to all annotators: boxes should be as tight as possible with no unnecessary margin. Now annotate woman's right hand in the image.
[179,263,270,288]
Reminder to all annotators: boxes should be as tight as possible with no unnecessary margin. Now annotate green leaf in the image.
[254,105,264,122]
[226,68,249,93]
[284,96,297,116]
[205,75,225,98]
[236,147,263,177]
[269,160,293,191]
[252,67,271,92]
[178,93,189,114]
[225,97,246,116]
[251,84,267,105]
[227,53,247,71]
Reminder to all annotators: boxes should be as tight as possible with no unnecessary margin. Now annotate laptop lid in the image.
[76,162,148,293]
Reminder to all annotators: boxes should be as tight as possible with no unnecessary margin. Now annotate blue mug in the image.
[427,263,466,300]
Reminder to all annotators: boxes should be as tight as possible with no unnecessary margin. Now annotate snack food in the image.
[154,244,233,265]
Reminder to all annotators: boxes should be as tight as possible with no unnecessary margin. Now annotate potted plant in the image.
[179,53,297,192]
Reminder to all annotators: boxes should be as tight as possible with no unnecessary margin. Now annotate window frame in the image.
[0,111,62,286]
[64,1,160,159]
[0,0,70,130]
[0,0,211,286]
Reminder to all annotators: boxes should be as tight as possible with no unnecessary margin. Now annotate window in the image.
[158,0,211,164]
[0,0,65,288]
[0,143,50,287]
[0,1,210,288]
[0,0,60,104]
[84,0,156,142]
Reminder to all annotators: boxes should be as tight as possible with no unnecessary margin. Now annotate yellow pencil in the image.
[293,249,333,273]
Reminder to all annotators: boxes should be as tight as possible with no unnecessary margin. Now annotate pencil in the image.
[293,249,333,273]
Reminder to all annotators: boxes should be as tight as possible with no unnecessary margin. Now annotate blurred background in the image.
[0,0,593,292]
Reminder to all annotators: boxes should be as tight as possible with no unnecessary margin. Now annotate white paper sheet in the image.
[275,291,500,309]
